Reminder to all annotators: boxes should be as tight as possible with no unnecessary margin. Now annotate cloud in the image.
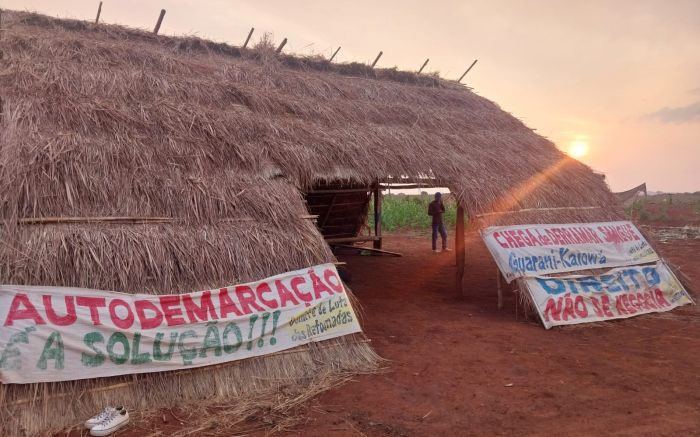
[645,100,700,123]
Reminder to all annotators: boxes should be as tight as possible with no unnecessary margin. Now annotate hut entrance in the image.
[304,181,381,248]
[304,180,468,292]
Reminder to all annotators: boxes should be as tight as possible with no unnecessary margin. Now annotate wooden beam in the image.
[306,188,371,194]
[95,1,103,24]
[276,38,287,54]
[329,46,341,62]
[373,182,382,249]
[458,59,478,83]
[371,51,383,68]
[153,9,166,35]
[331,244,402,257]
[308,200,369,209]
[325,236,380,244]
[378,184,433,190]
[418,58,429,74]
[455,204,466,295]
[321,224,364,229]
[243,27,254,48]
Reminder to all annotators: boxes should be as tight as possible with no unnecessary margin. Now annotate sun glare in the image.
[568,140,589,158]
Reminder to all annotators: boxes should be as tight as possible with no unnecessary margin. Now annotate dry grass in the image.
[1,335,382,436]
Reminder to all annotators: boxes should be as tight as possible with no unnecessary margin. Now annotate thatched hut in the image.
[0,9,625,435]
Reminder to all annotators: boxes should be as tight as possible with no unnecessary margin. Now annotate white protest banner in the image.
[481,221,659,282]
[0,264,361,384]
[523,261,693,329]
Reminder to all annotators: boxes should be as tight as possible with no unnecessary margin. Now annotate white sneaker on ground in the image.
[433,249,441,253]
[443,248,453,251]
[89,409,130,436]
[84,406,125,429]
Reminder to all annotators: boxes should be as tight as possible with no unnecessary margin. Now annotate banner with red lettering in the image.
[522,262,693,329]
[481,221,659,282]
[0,264,361,384]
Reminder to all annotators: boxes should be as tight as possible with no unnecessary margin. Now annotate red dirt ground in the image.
[61,231,700,437]
[294,232,700,437]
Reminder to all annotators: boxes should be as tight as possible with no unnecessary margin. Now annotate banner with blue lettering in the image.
[522,262,693,329]
[481,221,659,282]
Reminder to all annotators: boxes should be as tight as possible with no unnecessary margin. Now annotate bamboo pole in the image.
[458,59,478,83]
[95,1,103,24]
[153,9,166,35]
[474,205,601,218]
[275,38,287,54]
[12,215,318,226]
[370,51,383,68]
[418,58,429,74]
[329,46,341,62]
[243,27,254,48]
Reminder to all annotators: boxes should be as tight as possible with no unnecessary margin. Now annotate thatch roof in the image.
[0,9,624,435]
[0,10,624,228]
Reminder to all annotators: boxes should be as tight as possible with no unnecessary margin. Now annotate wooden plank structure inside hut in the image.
[0,9,630,436]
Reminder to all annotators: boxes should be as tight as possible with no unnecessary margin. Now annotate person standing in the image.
[428,192,451,252]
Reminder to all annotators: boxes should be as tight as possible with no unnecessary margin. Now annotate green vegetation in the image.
[627,199,650,221]
[369,194,459,231]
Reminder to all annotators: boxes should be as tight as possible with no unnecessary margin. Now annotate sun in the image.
[568,140,589,158]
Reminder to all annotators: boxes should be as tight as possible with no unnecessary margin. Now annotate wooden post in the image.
[418,58,429,74]
[373,183,382,249]
[458,59,478,83]
[456,204,466,295]
[243,27,254,48]
[95,1,103,24]
[320,194,337,228]
[371,51,383,68]
[329,46,341,62]
[275,38,287,54]
[153,9,166,35]
[497,269,503,309]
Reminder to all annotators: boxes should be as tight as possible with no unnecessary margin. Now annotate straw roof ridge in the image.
[8,10,453,89]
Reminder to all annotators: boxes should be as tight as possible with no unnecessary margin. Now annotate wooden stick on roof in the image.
[243,27,254,48]
[153,9,166,35]
[458,59,478,83]
[276,38,288,54]
[95,1,102,25]
[329,46,341,62]
[418,58,429,74]
[371,51,383,68]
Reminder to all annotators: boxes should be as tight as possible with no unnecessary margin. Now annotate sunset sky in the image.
[5,0,699,192]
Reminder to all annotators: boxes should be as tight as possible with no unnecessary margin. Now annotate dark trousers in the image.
[432,223,448,250]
